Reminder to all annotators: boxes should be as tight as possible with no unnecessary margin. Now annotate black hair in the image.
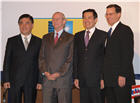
[106,4,121,13]
[18,14,34,24]
[82,9,98,19]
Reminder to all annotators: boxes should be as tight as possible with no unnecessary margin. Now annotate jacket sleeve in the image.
[73,34,79,79]
[119,26,134,77]
[37,39,43,84]
[3,38,12,83]
[101,32,107,80]
[39,36,48,74]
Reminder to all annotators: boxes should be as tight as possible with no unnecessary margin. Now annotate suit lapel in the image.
[106,22,121,47]
[49,32,55,47]
[88,28,97,47]
[84,28,97,48]
[53,31,66,47]
[18,34,35,52]
[18,34,26,51]
[79,31,86,47]
[111,22,121,38]
[27,35,35,52]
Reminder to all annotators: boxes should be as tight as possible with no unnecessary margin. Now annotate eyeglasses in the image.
[105,13,117,16]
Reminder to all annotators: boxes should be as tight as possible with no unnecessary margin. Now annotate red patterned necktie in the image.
[54,33,58,44]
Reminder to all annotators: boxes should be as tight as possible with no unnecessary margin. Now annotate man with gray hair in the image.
[39,12,73,103]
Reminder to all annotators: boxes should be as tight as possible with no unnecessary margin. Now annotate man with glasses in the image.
[103,4,135,103]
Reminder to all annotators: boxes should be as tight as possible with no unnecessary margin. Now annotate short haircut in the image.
[106,4,121,13]
[18,14,34,24]
[82,9,98,19]
[52,12,66,20]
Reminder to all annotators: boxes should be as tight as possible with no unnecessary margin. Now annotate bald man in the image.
[39,12,73,103]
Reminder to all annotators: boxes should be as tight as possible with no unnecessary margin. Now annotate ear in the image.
[95,18,98,24]
[63,19,67,24]
[117,13,121,18]
[31,24,34,29]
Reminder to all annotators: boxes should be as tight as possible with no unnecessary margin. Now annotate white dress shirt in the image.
[21,33,32,48]
[85,27,95,40]
[110,21,120,35]
[54,29,63,39]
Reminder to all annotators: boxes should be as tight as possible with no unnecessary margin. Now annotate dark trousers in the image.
[105,86,132,103]
[42,88,72,103]
[80,87,102,103]
[101,89,106,103]
[8,83,37,103]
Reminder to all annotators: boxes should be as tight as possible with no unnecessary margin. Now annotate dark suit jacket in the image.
[73,28,107,88]
[3,34,42,87]
[39,31,73,88]
[103,22,135,87]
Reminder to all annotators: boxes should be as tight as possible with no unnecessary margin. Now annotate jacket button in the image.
[85,48,88,51]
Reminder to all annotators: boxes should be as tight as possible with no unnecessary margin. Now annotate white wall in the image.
[1,1,140,79]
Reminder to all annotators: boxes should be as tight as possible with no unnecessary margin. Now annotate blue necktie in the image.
[107,28,112,38]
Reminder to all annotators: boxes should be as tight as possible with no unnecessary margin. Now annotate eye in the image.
[26,22,31,24]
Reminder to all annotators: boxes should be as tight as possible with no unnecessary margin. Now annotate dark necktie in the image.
[107,28,112,38]
[54,33,58,44]
[84,30,90,47]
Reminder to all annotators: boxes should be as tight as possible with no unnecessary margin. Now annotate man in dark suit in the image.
[39,12,73,103]
[3,14,42,103]
[73,9,106,103]
[103,4,135,103]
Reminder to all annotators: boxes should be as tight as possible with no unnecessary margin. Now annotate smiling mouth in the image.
[85,22,90,25]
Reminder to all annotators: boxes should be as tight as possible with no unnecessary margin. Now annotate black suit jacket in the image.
[103,22,135,87]
[73,28,107,87]
[3,34,42,87]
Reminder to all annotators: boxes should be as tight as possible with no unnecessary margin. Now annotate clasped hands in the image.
[44,72,60,80]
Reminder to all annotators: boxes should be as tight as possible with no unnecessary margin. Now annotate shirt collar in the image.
[54,29,64,38]
[85,27,96,39]
[21,33,32,39]
[86,27,95,34]
[110,21,120,33]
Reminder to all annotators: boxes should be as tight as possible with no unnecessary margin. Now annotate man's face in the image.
[18,18,33,36]
[105,7,121,26]
[83,12,97,30]
[52,13,66,32]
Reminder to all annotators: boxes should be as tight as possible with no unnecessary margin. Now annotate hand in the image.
[118,76,126,87]
[100,80,104,89]
[44,72,50,77]
[48,73,60,80]
[45,72,60,80]
[36,83,42,90]
[44,72,54,80]
[51,73,60,79]
[74,79,80,89]
[4,82,10,89]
